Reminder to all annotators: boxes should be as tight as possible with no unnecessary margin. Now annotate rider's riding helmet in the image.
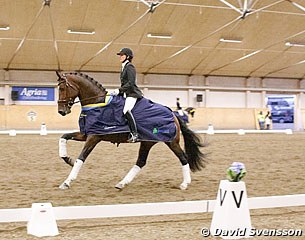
[117,48,134,60]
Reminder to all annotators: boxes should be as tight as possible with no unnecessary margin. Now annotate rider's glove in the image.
[112,89,120,96]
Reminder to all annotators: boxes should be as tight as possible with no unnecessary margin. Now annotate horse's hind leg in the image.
[165,141,191,190]
[115,142,156,189]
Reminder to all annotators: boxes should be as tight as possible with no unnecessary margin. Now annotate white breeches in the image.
[123,97,137,114]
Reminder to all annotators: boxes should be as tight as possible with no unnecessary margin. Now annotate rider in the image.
[112,47,143,143]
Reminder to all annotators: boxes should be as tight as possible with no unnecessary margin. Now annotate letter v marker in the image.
[219,188,227,206]
[232,190,244,208]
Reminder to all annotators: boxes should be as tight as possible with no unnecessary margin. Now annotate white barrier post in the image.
[207,124,214,134]
[27,203,59,237]
[210,180,252,239]
[9,129,17,136]
[237,129,245,135]
[40,123,47,135]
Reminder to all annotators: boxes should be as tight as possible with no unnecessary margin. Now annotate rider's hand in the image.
[112,89,120,96]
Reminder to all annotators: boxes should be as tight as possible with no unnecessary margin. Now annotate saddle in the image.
[79,96,177,142]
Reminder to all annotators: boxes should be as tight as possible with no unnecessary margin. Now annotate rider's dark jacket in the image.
[119,62,143,98]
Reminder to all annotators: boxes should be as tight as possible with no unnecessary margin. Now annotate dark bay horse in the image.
[56,71,207,190]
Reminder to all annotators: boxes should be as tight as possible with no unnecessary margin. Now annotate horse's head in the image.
[56,71,79,116]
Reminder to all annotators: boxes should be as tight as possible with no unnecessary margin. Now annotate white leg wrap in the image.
[122,165,141,184]
[59,138,67,157]
[67,159,83,182]
[182,163,191,184]
[180,164,191,190]
[59,159,83,189]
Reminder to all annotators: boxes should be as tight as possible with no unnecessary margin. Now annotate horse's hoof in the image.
[59,182,70,190]
[115,182,125,190]
[180,183,188,190]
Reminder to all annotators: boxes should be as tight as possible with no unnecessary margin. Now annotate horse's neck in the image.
[74,76,105,105]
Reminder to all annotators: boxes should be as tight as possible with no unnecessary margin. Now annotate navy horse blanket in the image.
[79,96,177,142]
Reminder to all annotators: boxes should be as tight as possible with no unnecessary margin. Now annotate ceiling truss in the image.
[0,0,304,79]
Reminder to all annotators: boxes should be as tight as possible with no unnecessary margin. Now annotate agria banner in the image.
[12,86,55,101]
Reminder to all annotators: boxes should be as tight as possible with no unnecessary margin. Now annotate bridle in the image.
[57,74,79,108]
[57,74,107,107]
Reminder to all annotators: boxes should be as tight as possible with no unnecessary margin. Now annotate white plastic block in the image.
[27,203,59,237]
[210,180,252,239]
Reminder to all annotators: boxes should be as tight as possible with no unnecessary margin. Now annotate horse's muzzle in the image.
[58,109,71,116]
[58,110,67,116]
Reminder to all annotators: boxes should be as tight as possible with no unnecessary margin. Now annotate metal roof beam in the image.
[218,0,243,14]
[6,1,46,69]
[206,0,287,75]
[79,1,166,70]
[144,16,241,74]
[46,2,61,70]
[287,0,305,13]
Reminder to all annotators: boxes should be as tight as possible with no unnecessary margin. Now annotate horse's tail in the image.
[177,116,207,172]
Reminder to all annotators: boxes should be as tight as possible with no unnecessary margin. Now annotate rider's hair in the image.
[126,55,133,62]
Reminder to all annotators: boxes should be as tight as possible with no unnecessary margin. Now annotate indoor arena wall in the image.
[1,70,305,130]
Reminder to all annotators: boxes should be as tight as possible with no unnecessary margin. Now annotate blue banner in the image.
[12,86,55,101]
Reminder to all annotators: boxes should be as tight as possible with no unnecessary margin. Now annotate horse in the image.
[56,71,207,190]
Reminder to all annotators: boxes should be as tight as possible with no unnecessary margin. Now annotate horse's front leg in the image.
[115,142,156,190]
[59,132,87,166]
[59,135,101,190]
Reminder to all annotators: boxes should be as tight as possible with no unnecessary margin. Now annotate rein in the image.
[72,94,106,105]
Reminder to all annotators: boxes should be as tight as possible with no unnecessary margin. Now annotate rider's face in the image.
[119,54,127,63]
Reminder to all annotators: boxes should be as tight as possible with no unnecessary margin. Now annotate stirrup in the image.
[127,133,138,143]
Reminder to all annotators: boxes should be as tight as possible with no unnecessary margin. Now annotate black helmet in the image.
[117,48,134,58]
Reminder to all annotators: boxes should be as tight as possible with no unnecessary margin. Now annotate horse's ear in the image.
[56,70,61,78]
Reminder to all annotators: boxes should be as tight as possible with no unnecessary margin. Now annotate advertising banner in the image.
[12,87,55,101]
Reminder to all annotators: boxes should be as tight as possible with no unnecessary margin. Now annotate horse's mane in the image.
[67,72,105,91]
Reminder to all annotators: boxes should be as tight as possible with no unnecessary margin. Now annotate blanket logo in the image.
[153,127,170,134]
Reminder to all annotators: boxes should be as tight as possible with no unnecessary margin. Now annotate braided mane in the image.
[68,72,105,91]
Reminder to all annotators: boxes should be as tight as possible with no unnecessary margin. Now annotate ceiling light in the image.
[220,38,242,43]
[67,29,95,35]
[147,33,172,39]
[0,26,10,31]
[285,42,305,47]
[237,49,262,61]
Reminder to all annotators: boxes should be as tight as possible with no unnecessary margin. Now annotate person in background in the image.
[265,111,272,130]
[257,111,265,130]
[176,98,182,110]
[112,47,143,143]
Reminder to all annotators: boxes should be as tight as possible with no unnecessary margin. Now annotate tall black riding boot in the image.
[124,110,138,143]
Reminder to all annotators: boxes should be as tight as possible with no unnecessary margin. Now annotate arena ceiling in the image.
[0,0,305,79]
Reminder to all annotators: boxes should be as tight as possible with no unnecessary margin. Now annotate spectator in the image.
[265,111,272,130]
[176,98,182,110]
[257,111,265,130]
